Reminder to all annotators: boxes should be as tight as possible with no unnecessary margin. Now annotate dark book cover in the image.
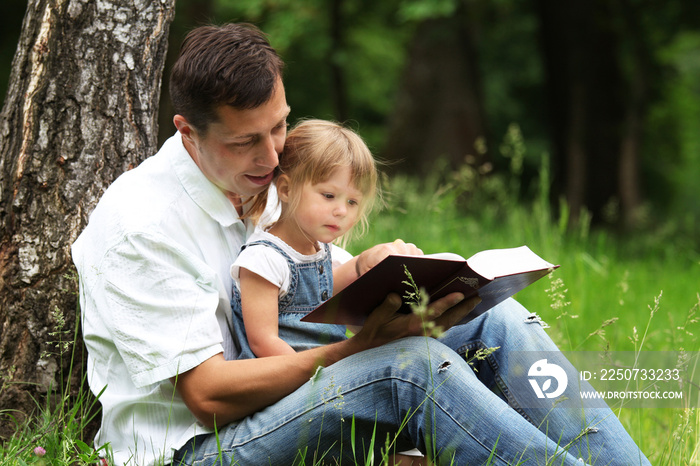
[302,246,558,326]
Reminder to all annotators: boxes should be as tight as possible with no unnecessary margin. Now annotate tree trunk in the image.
[383,4,487,175]
[329,0,348,123]
[0,0,175,439]
[616,0,652,229]
[537,0,626,226]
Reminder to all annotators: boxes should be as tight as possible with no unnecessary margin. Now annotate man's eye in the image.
[271,122,288,136]
[232,140,253,148]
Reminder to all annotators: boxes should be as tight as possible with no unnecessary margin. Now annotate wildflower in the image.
[402,265,445,337]
[34,446,46,457]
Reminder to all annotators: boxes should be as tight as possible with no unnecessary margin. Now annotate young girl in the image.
[231,119,378,359]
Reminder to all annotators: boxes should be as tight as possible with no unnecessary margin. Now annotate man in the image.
[73,23,649,465]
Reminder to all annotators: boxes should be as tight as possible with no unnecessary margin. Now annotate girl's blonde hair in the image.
[246,119,378,246]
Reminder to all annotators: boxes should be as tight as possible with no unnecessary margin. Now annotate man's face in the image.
[176,77,290,200]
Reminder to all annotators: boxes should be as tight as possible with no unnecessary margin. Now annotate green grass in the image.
[2,131,699,464]
[344,151,700,464]
[0,305,107,465]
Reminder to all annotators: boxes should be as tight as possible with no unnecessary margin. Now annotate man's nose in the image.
[258,134,281,168]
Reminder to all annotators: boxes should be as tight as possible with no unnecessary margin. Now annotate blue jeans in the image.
[174,299,650,465]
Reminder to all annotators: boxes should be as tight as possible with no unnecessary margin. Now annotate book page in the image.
[422,252,466,261]
[466,246,555,280]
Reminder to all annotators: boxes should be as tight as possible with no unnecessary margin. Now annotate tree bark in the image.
[0,0,175,439]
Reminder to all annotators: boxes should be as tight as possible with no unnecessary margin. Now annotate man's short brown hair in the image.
[170,23,284,132]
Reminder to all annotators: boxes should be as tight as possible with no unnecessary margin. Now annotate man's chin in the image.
[239,182,272,198]
[220,183,269,201]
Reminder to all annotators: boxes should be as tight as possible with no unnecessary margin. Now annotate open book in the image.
[301,245,558,326]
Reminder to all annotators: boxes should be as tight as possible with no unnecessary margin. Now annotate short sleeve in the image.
[231,244,291,295]
[99,232,224,388]
[330,244,354,267]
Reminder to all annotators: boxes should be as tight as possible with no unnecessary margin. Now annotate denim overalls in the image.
[231,240,347,359]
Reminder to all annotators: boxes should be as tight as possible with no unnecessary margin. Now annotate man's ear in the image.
[173,114,196,143]
[276,174,291,203]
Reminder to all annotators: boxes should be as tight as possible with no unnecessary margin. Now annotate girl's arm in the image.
[239,268,296,357]
[333,239,423,294]
[332,255,362,294]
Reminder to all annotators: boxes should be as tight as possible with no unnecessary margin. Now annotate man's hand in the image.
[349,292,481,351]
[174,292,478,428]
[355,239,423,276]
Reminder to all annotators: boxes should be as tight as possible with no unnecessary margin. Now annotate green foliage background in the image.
[196,0,700,229]
[2,0,700,231]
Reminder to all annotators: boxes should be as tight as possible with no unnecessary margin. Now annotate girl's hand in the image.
[355,239,423,277]
[334,239,423,293]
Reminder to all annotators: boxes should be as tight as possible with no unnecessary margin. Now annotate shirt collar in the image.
[168,132,243,228]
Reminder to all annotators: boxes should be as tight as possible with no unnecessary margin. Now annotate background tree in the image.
[537,0,626,226]
[0,0,175,438]
[383,1,488,175]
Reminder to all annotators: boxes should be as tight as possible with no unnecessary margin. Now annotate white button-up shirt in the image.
[72,133,256,465]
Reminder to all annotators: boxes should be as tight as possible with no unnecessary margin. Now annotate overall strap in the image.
[241,240,298,310]
[240,239,295,265]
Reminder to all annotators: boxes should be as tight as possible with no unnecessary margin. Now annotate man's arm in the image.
[173,291,478,429]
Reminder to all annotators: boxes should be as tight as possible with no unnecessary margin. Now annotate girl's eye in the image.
[348,199,358,206]
[322,193,334,199]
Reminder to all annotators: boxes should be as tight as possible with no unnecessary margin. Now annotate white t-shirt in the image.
[231,229,352,297]
[72,133,276,465]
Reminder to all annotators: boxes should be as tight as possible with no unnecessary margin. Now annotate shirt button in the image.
[321,290,329,301]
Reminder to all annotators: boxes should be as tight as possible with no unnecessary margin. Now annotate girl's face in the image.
[283,165,364,251]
